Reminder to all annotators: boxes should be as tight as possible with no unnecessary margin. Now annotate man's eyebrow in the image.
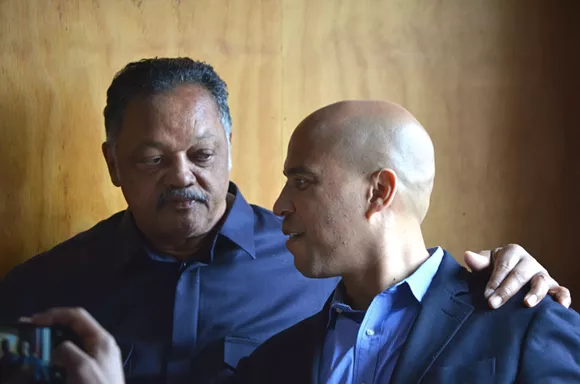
[135,140,165,151]
[195,133,218,141]
[283,166,316,177]
[134,134,218,151]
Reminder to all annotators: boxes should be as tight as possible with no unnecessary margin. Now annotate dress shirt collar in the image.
[326,246,444,328]
[112,182,257,270]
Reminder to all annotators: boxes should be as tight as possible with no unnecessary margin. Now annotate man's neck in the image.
[155,232,216,261]
[342,228,429,310]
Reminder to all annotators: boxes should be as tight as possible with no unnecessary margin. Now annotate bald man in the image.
[234,101,580,384]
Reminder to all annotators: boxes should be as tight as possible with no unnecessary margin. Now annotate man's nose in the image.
[167,154,196,188]
[273,189,294,218]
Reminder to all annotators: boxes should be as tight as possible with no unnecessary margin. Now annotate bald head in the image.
[291,100,435,221]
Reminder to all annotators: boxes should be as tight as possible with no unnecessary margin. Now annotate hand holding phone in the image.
[0,322,72,383]
[19,308,124,384]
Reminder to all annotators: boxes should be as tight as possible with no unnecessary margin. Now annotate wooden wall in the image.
[0,0,578,295]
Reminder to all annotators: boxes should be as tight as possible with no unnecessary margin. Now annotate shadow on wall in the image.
[421,2,580,300]
[561,2,580,302]
[497,3,580,299]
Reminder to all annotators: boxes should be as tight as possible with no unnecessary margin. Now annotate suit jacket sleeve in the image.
[518,302,580,383]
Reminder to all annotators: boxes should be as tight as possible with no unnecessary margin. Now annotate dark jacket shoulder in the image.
[0,211,126,319]
[3,211,125,280]
[236,309,326,384]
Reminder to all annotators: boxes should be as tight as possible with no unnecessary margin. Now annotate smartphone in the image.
[0,323,74,383]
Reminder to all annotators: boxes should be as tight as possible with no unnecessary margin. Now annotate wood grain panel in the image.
[281,1,577,277]
[0,0,578,297]
[0,0,282,276]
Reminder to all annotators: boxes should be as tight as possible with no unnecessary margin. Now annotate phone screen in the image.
[0,324,64,383]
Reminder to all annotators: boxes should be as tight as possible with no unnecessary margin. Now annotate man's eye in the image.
[142,156,162,165]
[189,150,214,163]
[195,152,213,162]
[294,178,308,189]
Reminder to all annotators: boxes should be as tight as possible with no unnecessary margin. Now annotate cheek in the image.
[196,168,230,197]
[317,199,361,246]
[120,173,163,204]
[303,206,340,249]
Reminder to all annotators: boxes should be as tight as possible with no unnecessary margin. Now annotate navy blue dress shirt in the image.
[0,182,340,383]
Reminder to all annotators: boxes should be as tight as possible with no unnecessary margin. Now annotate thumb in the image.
[54,341,108,384]
[464,251,491,272]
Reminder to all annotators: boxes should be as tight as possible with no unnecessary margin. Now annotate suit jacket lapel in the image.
[391,252,475,384]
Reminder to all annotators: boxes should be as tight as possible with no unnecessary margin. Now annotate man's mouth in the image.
[168,198,195,203]
[165,198,198,210]
[288,232,304,239]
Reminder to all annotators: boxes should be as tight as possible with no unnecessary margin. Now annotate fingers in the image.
[32,307,125,384]
[32,307,106,340]
[31,307,110,355]
[31,307,118,365]
[478,249,493,259]
[487,258,541,309]
[485,246,518,298]
[522,272,554,307]
[55,336,123,384]
[53,341,109,384]
[522,275,571,308]
[549,286,572,308]
[463,251,491,272]
[482,243,573,309]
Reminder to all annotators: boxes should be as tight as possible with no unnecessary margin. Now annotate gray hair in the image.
[103,58,232,169]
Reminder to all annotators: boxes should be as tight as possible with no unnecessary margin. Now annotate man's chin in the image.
[158,212,211,237]
[294,259,330,279]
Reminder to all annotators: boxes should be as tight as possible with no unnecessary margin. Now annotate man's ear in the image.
[102,142,121,187]
[365,169,397,219]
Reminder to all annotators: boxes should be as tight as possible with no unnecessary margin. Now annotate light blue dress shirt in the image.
[319,247,444,384]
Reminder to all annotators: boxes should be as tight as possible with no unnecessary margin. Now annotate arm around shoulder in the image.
[518,302,580,383]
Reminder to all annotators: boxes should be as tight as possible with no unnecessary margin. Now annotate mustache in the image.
[157,187,209,209]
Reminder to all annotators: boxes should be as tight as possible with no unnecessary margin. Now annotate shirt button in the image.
[335,308,343,314]
[365,329,375,337]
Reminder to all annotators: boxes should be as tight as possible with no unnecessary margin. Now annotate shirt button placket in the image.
[169,262,200,379]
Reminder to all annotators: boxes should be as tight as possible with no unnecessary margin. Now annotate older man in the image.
[235,101,580,383]
[0,58,571,383]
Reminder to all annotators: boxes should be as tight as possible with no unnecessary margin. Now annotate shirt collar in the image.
[405,246,444,302]
[326,246,444,328]
[113,182,257,268]
[217,182,256,259]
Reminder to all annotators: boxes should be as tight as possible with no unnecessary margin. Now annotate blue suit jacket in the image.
[236,251,580,383]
